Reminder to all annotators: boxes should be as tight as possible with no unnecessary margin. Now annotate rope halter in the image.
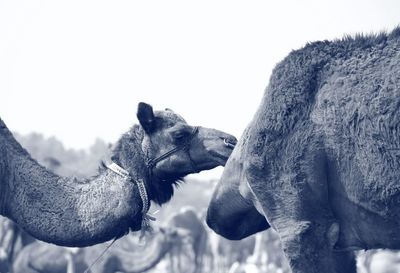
[106,162,154,232]
[146,126,200,179]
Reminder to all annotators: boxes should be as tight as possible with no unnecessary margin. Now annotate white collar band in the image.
[106,162,152,226]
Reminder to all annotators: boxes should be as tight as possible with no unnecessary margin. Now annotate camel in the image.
[6,210,193,273]
[166,207,209,273]
[217,234,256,271]
[206,226,257,273]
[166,206,256,273]
[0,102,236,247]
[12,227,189,273]
[246,230,290,273]
[207,27,400,273]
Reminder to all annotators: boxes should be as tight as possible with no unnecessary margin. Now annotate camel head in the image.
[135,102,237,204]
[206,130,269,240]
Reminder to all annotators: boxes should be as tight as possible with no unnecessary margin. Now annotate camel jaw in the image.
[209,150,231,166]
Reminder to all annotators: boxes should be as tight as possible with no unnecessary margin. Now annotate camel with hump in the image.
[207,27,400,273]
[0,102,236,247]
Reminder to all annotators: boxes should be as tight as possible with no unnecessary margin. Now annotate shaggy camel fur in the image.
[208,27,400,273]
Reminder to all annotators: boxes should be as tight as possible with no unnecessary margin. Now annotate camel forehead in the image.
[154,110,187,128]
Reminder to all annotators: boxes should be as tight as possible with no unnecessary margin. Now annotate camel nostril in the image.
[223,137,237,149]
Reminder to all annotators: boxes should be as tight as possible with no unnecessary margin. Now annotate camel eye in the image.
[173,130,190,140]
[170,126,191,141]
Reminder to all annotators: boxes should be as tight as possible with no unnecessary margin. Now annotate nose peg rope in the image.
[223,138,236,149]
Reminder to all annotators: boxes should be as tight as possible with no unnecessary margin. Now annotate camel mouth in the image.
[207,136,237,166]
[209,150,231,166]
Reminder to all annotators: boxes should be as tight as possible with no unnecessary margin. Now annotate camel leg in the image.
[249,174,357,272]
[275,218,356,273]
[65,251,76,273]
[190,242,202,273]
[245,135,359,273]
[168,252,175,273]
[177,250,183,273]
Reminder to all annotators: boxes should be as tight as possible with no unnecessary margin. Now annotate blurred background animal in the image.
[166,207,208,273]
[12,227,189,273]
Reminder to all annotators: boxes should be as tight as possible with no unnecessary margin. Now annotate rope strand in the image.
[83,237,118,273]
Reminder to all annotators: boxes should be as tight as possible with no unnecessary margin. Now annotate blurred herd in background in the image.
[0,132,398,273]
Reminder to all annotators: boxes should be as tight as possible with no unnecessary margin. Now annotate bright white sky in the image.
[0,0,399,178]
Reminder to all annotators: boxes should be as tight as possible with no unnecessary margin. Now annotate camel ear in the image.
[137,102,155,133]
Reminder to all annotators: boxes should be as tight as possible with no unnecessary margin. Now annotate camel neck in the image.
[110,131,153,203]
[5,154,144,246]
[0,122,147,246]
[106,161,150,215]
